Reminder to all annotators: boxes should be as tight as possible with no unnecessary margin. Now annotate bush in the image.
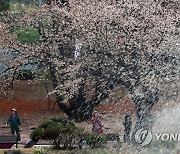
[38,120,53,129]
[50,117,75,126]
[85,134,107,148]
[30,128,44,141]
[17,28,40,44]
[30,117,83,149]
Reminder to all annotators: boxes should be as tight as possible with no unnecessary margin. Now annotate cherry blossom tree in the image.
[69,0,179,124]
[0,0,179,127]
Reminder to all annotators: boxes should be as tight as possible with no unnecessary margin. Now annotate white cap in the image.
[92,110,98,114]
[11,108,16,112]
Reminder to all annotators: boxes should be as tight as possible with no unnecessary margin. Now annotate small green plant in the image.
[30,117,83,149]
[34,148,44,154]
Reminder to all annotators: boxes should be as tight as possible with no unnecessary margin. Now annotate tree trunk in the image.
[67,82,92,121]
[48,62,69,112]
[67,80,108,122]
[48,62,100,121]
[131,90,159,145]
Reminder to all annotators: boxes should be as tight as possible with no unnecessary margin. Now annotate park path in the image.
[152,103,180,134]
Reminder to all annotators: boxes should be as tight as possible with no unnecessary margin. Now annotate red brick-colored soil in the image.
[0,99,52,115]
[0,80,169,120]
[0,80,60,116]
[0,81,65,143]
[97,100,135,114]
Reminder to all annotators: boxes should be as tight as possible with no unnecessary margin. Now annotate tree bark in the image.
[131,89,159,145]
[48,62,69,112]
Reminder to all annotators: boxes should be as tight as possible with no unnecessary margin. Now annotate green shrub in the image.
[42,125,64,140]
[85,134,107,148]
[30,128,44,141]
[30,117,83,149]
[50,117,75,126]
[17,28,40,44]
[38,120,53,129]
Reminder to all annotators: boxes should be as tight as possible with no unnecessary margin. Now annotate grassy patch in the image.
[35,70,52,81]
[9,3,21,12]
[17,28,40,44]
[9,2,38,13]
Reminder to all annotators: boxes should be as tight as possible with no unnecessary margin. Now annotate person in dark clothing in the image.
[123,114,132,143]
[6,108,21,141]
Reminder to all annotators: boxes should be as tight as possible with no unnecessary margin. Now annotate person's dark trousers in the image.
[11,130,21,141]
[123,131,130,143]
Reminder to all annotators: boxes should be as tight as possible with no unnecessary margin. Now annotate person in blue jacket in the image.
[6,109,21,141]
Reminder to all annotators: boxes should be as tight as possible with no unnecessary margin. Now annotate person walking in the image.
[91,111,103,133]
[123,114,132,143]
[6,109,21,141]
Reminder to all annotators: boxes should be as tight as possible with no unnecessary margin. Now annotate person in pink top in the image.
[91,111,103,133]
